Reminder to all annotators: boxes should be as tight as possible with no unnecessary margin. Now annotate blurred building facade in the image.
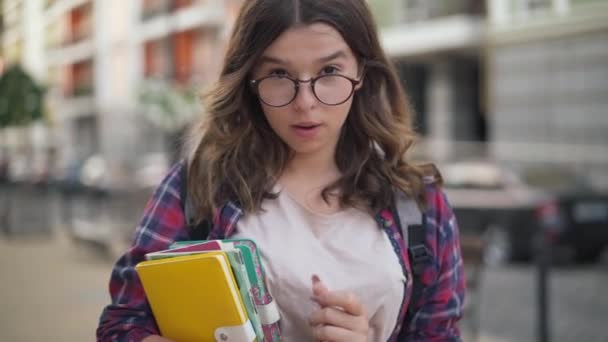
[1,0,243,185]
[1,0,48,181]
[372,0,608,187]
[1,0,608,188]
[372,0,487,159]
[486,0,608,187]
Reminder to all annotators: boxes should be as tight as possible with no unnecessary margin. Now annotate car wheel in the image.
[483,225,512,266]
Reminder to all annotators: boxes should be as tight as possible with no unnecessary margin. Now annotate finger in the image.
[311,324,359,342]
[309,306,365,332]
[312,274,330,298]
[314,290,365,317]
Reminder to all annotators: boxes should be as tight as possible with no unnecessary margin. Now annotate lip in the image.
[291,122,322,139]
[292,121,322,128]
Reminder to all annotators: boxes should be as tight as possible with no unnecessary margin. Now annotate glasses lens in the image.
[257,77,296,107]
[314,75,354,105]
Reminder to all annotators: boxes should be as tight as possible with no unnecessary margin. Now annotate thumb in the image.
[311,274,329,298]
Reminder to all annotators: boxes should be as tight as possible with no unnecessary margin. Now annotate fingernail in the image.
[312,274,320,284]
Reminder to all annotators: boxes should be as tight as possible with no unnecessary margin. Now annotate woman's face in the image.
[251,23,361,158]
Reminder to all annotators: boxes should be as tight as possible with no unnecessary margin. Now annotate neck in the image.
[283,147,340,185]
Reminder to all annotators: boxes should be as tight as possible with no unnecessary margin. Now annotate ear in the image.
[355,77,364,91]
[355,63,366,91]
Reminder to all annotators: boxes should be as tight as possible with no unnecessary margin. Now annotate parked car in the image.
[441,161,608,264]
[56,153,170,259]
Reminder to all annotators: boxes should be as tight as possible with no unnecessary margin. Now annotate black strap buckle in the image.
[409,244,432,275]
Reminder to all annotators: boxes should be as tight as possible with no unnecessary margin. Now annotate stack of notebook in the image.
[135,239,281,342]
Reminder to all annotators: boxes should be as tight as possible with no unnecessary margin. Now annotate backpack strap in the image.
[179,161,211,240]
[391,190,433,335]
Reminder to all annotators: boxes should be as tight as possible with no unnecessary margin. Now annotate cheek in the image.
[261,106,288,132]
[329,102,353,128]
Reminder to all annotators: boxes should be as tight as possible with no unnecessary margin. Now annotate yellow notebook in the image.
[136,252,256,342]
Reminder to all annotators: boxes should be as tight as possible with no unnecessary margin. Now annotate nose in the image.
[292,79,317,112]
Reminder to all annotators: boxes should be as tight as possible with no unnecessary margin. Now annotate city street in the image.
[0,231,111,342]
[1,230,607,342]
[477,259,608,342]
[2,0,608,341]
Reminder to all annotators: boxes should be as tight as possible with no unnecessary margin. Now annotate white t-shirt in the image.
[233,185,405,342]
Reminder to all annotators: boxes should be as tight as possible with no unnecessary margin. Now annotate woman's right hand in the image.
[142,335,175,342]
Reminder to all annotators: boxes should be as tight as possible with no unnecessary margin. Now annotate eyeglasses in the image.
[250,74,361,107]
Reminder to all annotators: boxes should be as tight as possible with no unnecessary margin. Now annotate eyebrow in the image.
[259,50,348,66]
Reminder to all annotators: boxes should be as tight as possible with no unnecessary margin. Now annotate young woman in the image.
[97,0,465,341]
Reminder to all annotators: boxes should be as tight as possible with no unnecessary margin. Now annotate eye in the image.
[321,66,340,75]
[269,68,289,77]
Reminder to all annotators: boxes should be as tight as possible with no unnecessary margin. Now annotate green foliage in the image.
[138,79,202,133]
[368,0,398,27]
[0,65,46,128]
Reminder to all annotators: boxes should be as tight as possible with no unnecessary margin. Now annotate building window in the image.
[172,30,194,84]
[68,3,92,44]
[172,0,193,10]
[144,40,158,78]
[66,59,94,97]
[144,38,172,79]
[396,62,430,135]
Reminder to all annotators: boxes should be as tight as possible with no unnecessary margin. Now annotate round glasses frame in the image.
[250,74,362,107]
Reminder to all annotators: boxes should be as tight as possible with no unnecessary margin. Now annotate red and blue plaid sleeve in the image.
[96,161,189,341]
[403,185,466,341]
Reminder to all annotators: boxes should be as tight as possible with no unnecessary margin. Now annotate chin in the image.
[287,141,324,155]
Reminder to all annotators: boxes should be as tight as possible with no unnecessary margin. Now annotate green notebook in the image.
[164,241,264,341]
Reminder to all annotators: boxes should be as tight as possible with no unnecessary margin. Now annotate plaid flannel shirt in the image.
[96,161,465,341]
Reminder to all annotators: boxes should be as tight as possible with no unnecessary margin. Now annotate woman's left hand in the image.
[309,275,370,342]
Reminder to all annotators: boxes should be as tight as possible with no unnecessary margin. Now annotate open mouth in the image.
[293,124,320,130]
[292,123,321,138]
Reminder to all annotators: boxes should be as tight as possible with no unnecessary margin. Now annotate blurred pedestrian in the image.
[97,1,465,341]
[0,148,9,184]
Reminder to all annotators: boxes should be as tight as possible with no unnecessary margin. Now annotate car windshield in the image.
[442,162,591,192]
[519,167,590,191]
[442,162,511,189]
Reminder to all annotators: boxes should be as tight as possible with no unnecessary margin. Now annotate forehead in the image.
[260,23,356,64]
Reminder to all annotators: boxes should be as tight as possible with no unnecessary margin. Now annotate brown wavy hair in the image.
[185,0,428,223]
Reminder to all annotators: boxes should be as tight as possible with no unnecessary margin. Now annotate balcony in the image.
[54,96,96,121]
[401,0,485,23]
[71,83,94,97]
[143,29,203,85]
[487,0,608,43]
[371,0,485,28]
[381,18,484,58]
[142,0,194,20]
[376,0,486,58]
[64,59,94,98]
[138,0,223,43]
[46,38,94,66]
[44,0,90,26]
[64,2,93,45]
[46,2,94,66]
[51,59,96,120]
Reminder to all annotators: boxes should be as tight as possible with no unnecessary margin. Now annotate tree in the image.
[138,79,203,163]
[138,79,202,133]
[0,64,46,128]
